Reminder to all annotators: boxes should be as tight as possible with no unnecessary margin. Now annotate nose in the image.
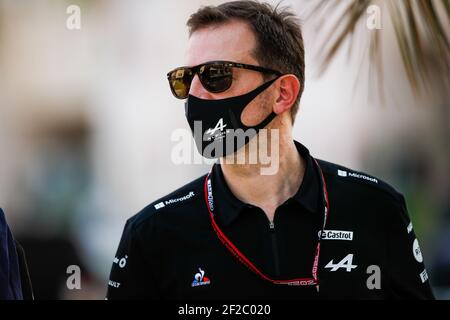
[189,74,214,99]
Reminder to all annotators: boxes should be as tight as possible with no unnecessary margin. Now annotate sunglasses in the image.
[167,61,282,99]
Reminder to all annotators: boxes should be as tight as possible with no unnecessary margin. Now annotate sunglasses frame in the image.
[167,60,282,99]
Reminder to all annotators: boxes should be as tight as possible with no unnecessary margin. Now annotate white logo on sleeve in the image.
[349,172,378,183]
[419,269,429,283]
[154,191,195,210]
[407,222,413,234]
[325,254,358,272]
[154,202,165,210]
[113,255,128,268]
[337,169,378,183]
[337,170,348,177]
[413,239,423,263]
[108,280,121,288]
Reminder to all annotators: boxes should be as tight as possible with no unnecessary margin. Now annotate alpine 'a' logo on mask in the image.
[185,77,280,159]
[205,118,229,141]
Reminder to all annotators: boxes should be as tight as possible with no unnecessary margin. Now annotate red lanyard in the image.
[203,158,329,292]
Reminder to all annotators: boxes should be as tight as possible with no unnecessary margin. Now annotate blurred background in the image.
[0,0,448,299]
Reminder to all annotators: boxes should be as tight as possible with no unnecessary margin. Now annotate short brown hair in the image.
[187,0,305,123]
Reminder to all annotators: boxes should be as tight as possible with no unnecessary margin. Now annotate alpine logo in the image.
[206,118,227,136]
[319,230,353,241]
[325,254,358,272]
[154,191,195,210]
[191,268,211,287]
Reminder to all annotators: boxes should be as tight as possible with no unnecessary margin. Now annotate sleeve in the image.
[15,240,34,300]
[0,208,23,300]
[387,195,435,299]
[106,219,161,300]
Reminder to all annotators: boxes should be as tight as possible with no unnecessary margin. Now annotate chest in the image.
[156,207,389,300]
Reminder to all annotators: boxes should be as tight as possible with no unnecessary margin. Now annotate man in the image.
[107,1,434,299]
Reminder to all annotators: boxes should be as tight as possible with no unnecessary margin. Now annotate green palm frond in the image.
[308,0,450,98]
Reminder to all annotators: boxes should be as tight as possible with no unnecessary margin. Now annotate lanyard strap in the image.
[203,158,330,289]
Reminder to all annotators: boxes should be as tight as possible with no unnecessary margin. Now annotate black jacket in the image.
[107,142,435,300]
[0,208,33,300]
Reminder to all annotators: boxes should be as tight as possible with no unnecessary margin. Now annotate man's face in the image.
[185,20,275,127]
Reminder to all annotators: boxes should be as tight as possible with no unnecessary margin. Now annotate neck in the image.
[220,136,305,223]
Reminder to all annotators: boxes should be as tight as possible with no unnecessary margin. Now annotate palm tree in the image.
[308,0,450,99]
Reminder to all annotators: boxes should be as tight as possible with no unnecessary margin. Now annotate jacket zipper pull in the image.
[269,220,275,230]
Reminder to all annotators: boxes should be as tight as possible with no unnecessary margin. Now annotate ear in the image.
[273,75,301,115]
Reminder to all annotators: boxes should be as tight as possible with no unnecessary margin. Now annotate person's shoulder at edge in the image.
[123,173,208,236]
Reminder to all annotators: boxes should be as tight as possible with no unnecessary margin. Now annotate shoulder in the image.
[0,208,10,231]
[316,159,406,207]
[123,174,208,236]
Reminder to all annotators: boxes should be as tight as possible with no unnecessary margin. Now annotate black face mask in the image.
[185,77,279,159]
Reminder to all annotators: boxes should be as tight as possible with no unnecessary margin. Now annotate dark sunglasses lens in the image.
[200,64,232,93]
[169,68,192,99]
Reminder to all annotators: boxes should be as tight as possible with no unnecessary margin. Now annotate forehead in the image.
[185,20,257,66]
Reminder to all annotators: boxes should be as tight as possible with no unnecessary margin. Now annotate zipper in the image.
[269,220,275,229]
[269,220,281,277]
